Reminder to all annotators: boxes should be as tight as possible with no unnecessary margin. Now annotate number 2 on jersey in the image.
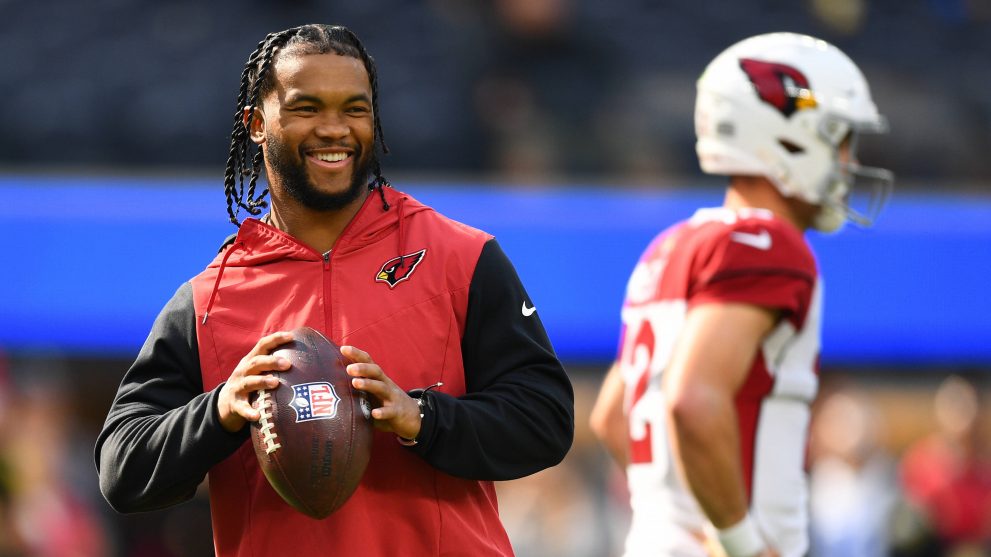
[626,321,655,464]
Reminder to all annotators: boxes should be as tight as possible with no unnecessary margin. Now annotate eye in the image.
[289,106,318,113]
[346,105,371,115]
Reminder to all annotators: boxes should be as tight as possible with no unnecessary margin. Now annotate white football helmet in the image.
[695,32,893,231]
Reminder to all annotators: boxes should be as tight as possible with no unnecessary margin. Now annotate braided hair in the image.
[223,24,390,226]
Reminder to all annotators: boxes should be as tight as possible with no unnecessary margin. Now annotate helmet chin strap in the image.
[810,170,850,232]
[813,204,847,232]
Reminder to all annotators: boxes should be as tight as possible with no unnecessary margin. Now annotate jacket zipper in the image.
[323,251,332,336]
[320,189,387,339]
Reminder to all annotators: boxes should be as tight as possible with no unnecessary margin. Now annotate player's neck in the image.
[724,176,811,231]
[268,188,370,254]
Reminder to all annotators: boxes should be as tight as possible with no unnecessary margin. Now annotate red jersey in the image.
[619,207,820,557]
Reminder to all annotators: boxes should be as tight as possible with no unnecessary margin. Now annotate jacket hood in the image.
[208,186,432,269]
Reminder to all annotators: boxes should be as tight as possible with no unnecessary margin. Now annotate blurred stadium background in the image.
[1,0,989,555]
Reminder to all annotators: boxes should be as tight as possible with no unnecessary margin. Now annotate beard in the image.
[265,134,375,212]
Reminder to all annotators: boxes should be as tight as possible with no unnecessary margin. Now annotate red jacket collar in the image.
[209,187,430,269]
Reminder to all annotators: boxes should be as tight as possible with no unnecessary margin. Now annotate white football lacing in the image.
[256,389,282,454]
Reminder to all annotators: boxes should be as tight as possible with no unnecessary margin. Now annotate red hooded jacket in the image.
[96,186,574,556]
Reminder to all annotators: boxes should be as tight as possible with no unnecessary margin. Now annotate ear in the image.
[244,107,266,145]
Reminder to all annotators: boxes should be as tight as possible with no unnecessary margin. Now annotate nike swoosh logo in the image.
[522,302,536,317]
[730,229,772,250]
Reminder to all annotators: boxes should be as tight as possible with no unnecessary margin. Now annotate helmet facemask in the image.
[813,114,894,232]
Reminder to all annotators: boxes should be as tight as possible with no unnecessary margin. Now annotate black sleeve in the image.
[407,239,575,480]
[94,282,249,513]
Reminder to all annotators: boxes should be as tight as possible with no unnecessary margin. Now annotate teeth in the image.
[315,152,349,162]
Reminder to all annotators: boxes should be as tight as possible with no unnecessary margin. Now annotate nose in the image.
[314,112,349,140]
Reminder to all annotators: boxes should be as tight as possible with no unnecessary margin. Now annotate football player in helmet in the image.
[590,32,892,557]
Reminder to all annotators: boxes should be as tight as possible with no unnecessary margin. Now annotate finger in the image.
[340,345,371,364]
[351,377,392,399]
[370,405,397,421]
[237,399,261,422]
[243,354,292,376]
[248,331,295,357]
[239,374,281,393]
[346,362,383,379]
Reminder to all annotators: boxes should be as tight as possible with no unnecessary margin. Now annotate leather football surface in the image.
[249,327,373,519]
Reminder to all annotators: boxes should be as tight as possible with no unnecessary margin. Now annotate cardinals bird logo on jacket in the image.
[376,249,427,288]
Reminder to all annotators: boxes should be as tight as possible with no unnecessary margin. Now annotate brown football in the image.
[249,326,373,519]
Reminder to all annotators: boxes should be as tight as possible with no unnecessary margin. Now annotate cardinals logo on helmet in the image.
[739,58,818,118]
[376,249,427,288]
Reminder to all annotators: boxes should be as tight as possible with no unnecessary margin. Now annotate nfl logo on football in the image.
[289,382,340,422]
